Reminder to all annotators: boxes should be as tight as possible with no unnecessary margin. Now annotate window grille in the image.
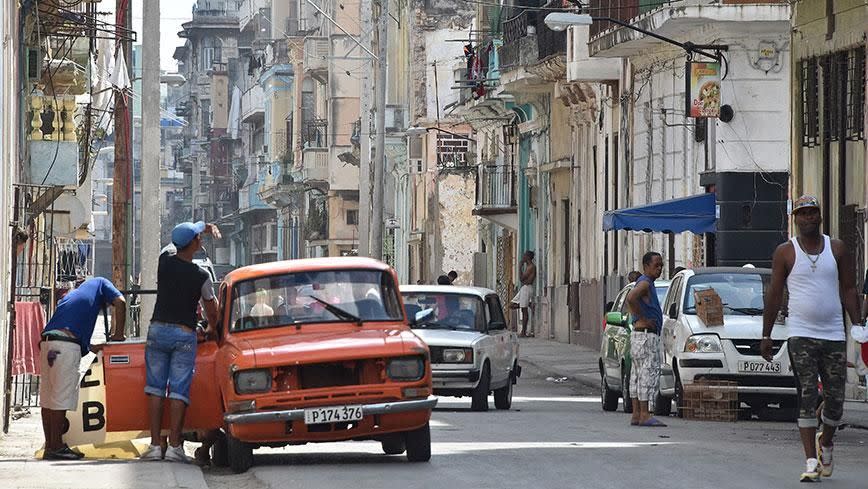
[846,46,865,141]
[801,58,819,147]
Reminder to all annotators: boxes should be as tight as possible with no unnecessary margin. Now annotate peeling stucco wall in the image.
[437,172,477,285]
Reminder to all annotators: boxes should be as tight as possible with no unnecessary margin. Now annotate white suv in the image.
[656,267,797,418]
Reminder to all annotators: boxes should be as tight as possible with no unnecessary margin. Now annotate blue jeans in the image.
[144,321,197,405]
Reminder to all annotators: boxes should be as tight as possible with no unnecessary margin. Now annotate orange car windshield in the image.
[229,269,404,332]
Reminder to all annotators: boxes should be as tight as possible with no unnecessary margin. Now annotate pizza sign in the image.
[686,61,722,118]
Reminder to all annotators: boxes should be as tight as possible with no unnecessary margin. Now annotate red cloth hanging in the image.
[12,302,46,376]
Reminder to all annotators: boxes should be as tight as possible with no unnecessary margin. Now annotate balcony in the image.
[239,0,269,32]
[302,118,328,148]
[588,1,790,58]
[304,37,329,82]
[537,21,567,60]
[27,95,79,186]
[302,148,328,182]
[241,85,265,123]
[499,11,538,70]
[473,162,517,230]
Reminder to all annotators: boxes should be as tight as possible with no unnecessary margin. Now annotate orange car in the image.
[102,257,436,473]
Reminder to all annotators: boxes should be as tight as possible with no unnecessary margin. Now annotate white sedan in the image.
[656,267,797,418]
[401,285,520,411]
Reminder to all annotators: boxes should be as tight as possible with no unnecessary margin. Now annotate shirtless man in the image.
[510,251,536,337]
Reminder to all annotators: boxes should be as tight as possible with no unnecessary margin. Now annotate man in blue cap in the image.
[140,221,221,463]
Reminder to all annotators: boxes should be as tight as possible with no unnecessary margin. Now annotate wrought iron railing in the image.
[537,23,567,60]
[303,118,328,148]
[476,163,517,208]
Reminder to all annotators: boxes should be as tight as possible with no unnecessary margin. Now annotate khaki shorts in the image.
[39,340,82,411]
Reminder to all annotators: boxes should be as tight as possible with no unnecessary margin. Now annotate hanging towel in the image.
[13,302,46,376]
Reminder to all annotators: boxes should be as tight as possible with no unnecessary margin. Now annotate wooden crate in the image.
[680,380,739,422]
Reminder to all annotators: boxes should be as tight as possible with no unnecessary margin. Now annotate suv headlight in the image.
[684,334,722,353]
[442,348,473,363]
[234,369,272,394]
[387,356,425,381]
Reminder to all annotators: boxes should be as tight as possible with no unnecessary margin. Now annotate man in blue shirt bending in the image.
[39,277,126,460]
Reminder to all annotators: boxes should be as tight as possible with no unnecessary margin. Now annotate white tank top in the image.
[785,235,845,341]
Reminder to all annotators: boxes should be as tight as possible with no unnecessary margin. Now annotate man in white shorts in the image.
[510,251,536,337]
[39,277,126,460]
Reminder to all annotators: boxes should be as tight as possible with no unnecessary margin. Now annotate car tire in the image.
[674,375,685,419]
[227,431,254,474]
[381,436,406,455]
[654,391,672,417]
[601,371,619,412]
[494,370,514,410]
[471,362,490,412]
[404,423,431,462]
[621,366,633,414]
[211,430,229,467]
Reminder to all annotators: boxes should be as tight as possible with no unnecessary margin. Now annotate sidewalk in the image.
[518,336,868,429]
[0,410,208,489]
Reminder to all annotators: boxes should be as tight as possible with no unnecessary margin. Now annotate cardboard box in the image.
[694,288,724,326]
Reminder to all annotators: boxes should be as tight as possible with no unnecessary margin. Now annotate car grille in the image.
[298,362,361,389]
[694,374,797,388]
[730,339,784,357]
[429,346,445,363]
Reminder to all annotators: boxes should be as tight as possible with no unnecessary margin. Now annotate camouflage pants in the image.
[629,331,661,404]
[787,337,847,428]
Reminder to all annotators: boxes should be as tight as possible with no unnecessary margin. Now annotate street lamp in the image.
[543,12,726,61]
[405,125,475,142]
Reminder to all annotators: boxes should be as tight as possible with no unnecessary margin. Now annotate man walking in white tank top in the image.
[762,195,862,482]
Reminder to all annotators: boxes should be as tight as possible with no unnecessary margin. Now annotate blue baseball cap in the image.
[171,221,206,248]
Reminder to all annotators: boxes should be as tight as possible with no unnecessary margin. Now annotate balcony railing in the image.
[302,118,328,148]
[241,85,265,123]
[27,95,80,186]
[537,23,567,60]
[504,10,535,44]
[476,163,517,209]
[500,10,538,69]
[588,0,642,38]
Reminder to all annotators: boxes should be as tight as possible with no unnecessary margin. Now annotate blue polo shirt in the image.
[43,277,122,355]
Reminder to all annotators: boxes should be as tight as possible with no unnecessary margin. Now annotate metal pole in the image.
[3,188,20,434]
[371,0,388,260]
[140,0,160,335]
[358,0,373,256]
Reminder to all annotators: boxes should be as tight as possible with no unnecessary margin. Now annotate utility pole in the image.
[370,0,388,260]
[112,0,132,297]
[140,0,160,332]
[357,0,373,256]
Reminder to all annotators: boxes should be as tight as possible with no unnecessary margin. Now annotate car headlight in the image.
[387,356,425,381]
[442,348,473,363]
[684,334,722,353]
[234,369,272,394]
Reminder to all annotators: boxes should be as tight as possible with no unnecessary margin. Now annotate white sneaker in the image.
[800,458,820,483]
[164,444,191,464]
[816,432,834,477]
[140,444,163,461]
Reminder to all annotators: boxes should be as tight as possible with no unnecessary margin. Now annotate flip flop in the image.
[630,420,640,426]
[639,418,667,427]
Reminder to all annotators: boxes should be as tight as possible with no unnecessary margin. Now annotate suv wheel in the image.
[601,371,619,412]
[227,432,254,474]
[404,423,431,462]
[621,366,633,414]
[471,362,491,411]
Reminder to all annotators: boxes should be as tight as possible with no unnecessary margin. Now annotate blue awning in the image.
[603,193,717,234]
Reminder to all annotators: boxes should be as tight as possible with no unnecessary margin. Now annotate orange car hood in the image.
[228,327,424,368]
